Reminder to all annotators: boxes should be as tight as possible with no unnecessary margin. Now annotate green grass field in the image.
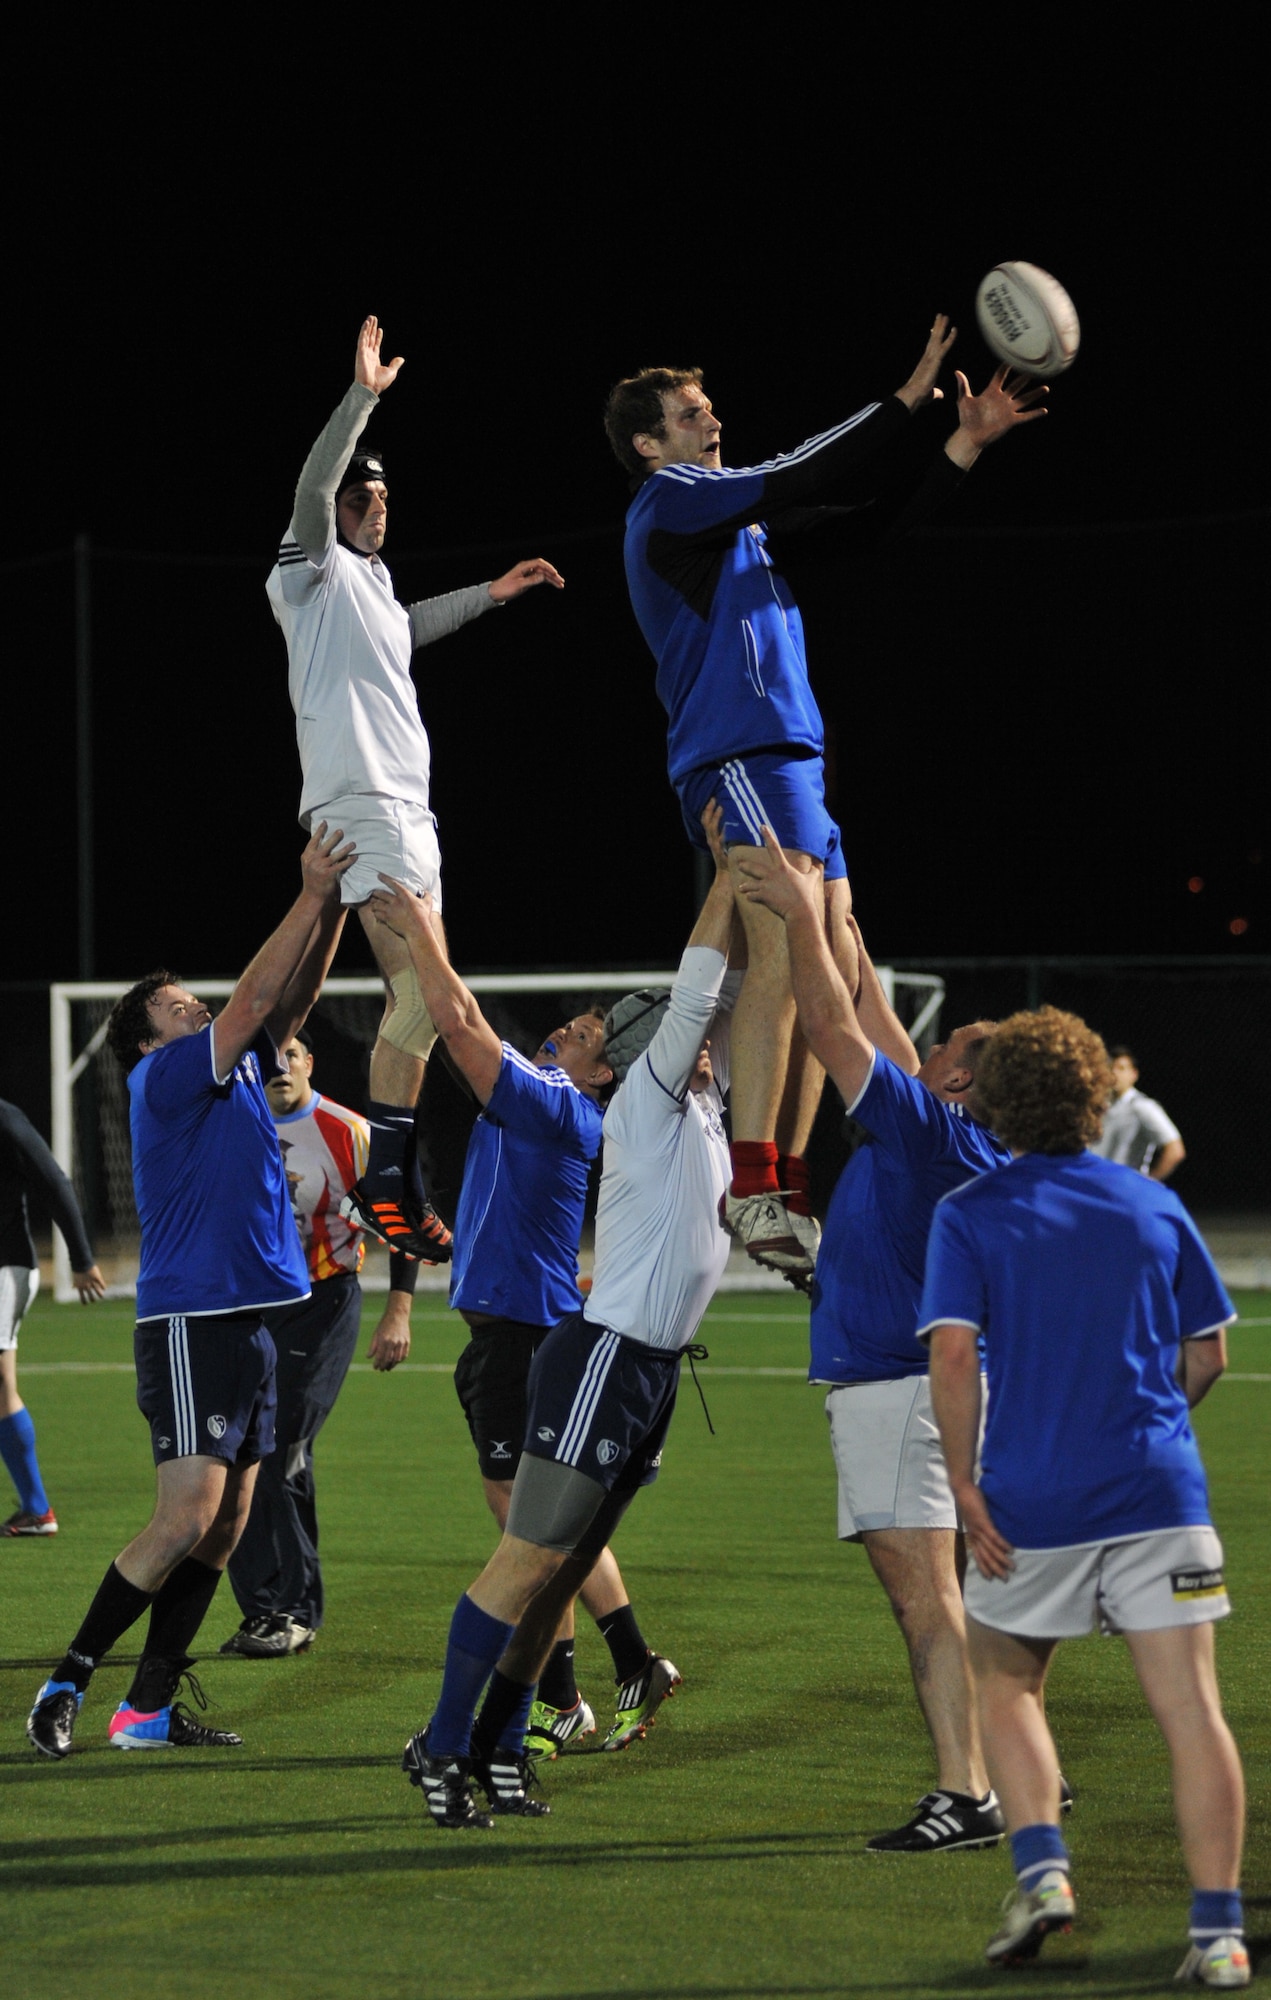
[2,1290,1267,1999]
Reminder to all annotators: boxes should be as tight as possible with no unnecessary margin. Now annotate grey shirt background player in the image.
[622,328,1047,1282]
[0,1100,105,1533]
[1095,1047,1185,1180]
[733,829,1006,1849]
[222,1034,419,1656]
[274,317,564,1259]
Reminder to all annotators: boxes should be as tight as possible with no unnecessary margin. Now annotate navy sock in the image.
[428,1595,515,1758]
[365,1101,417,1206]
[538,1638,579,1709]
[1190,1889,1244,1941]
[0,1407,48,1515]
[54,1562,154,1689]
[1010,1823,1070,1890]
[595,1603,650,1683]
[471,1669,536,1760]
[141,1557,223,1661]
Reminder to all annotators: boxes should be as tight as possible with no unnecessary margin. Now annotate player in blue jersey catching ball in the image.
[26,823,353,1760]
[606,324,1046,1284]
[920,1008,1248,1986]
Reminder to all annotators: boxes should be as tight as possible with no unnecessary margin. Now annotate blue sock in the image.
[497,1680,536,1754]
[428,1595,515,1757]
[0,1409,49,1515]
[1190,1889,1244,1941]
[1010,1823,1070,1889]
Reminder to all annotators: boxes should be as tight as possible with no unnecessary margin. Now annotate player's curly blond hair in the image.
[974,1007,1113,1156]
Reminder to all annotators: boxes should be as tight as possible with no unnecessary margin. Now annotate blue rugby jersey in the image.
[449,1046,603,1326]
[130,1026,309,1320]
[810,1050,1009,1384]
[918,1151,1234,1548]
[623,396,962,789]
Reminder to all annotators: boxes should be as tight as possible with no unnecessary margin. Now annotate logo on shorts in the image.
[1171,1567,1225,1600]
[536,1426,556,1442]
[650,1451,663,1469]
[207,1414,227,1441]
[490,1440,513,1460]
[157,1437,171,1451]
[596,1439,619,1466]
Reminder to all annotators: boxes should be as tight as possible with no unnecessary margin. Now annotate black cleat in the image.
[866,1788,1006,1853]
[27,1681,82,1759]
[340,1183,453,1263]
[473,1749,551,1817]
[402,1730,494,1829]
[109,1659,242,1748]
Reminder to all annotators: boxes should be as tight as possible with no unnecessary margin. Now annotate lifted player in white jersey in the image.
[398,806,742,1827]
[268,316,564,1264]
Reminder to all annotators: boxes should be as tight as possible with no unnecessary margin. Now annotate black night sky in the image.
[4,33,1267,991]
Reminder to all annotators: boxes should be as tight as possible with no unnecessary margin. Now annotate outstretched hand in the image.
[700,798,729,876]
[895,314,957,411]
[948,367,1048,464]
[354,315,405,396]
[488,558,565,602]
[731,825,821,921]
[301,821,357,902]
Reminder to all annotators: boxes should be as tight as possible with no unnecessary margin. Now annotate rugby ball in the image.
[975,261,1080,377]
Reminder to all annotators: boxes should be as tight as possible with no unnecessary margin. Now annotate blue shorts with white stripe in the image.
[520,1312,681,1493]
[678,751,847,881]
[134,1310,278,1467]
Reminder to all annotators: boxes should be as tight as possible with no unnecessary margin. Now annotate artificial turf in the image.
[1,1290,1266,1998]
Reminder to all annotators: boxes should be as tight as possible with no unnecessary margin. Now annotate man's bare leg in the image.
[1125,1623,1244,1889]
[865,1528,989,1797]
[966,1617,1061,1829]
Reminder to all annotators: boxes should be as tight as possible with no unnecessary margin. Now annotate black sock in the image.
[54,1562,154,1689]
[141,1557,223,1660]
[470,1669,534,1763]
[595,1604,650,1684]
[537,1638,579,1710]
[365,1101,417,1205]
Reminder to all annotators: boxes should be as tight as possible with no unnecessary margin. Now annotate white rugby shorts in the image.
[964,1524,1230,1637]
[0,1265,38,1351]
[307,795,442,908]
[826,1373,982,1540]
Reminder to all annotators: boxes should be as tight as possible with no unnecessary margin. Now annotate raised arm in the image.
[368,879,503,1104]
[290,317,404,558]
[211,824,354,1082]
[847,915,920,1076]
[732,827,874,1104]
[408,559,566,651]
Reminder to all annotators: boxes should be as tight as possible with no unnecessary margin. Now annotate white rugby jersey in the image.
[584,951,739,1353]
[1095,1086,1181,1174]
[272,1093,370,1281]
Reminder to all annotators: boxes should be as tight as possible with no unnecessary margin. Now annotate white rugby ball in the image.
[975,261,1080,377]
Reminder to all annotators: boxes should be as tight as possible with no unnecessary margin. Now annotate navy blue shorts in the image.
[679,752,847,882]
[521,1312,680,1492]
[134,1311,278,1467]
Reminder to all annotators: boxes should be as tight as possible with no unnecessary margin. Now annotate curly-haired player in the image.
[920,1008,1248,1985]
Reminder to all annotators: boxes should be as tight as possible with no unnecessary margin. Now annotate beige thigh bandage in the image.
[379,964,438,1062]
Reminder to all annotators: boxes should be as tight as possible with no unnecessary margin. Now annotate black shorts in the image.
[521,1311,680,1493]
[134,1311,278,1468]
[452,1318,552,1480]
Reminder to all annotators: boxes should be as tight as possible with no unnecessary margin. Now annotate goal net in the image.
[49,968,943,1301]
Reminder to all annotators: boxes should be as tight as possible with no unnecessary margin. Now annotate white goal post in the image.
[48,967,943,1302]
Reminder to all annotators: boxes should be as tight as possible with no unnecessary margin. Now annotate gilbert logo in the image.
[490,1441,513,1460]
[207,1414,228,1441]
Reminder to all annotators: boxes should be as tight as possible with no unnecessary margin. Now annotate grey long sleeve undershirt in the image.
[289,382,498,650]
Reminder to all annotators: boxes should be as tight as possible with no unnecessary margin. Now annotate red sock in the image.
[730,1140,779,1198]
[778,1153,812,1216]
